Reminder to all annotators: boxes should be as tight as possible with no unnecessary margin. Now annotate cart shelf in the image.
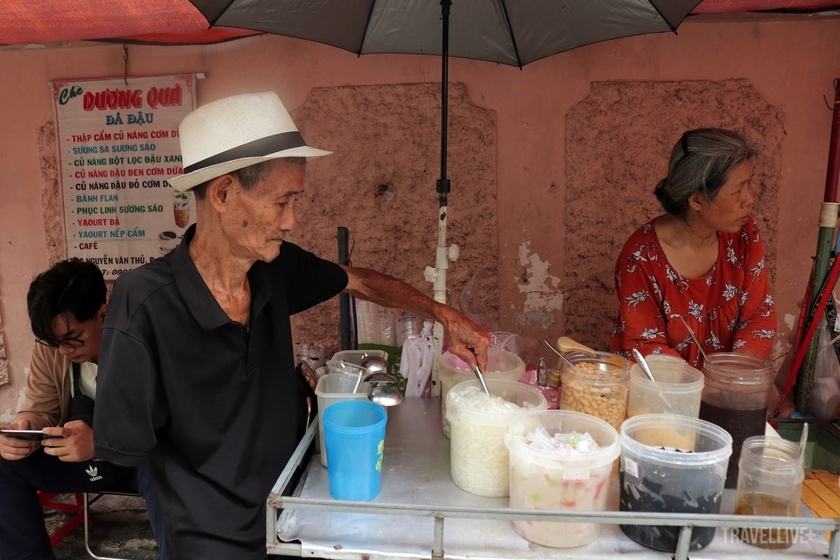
[268,398,839,560]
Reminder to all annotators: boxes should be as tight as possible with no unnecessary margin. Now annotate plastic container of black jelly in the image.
[699,352,773,488]
[619,414,733,552]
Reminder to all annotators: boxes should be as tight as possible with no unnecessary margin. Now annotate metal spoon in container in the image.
[543,338,576,369]
[678,316,710,363]
[473,364,492,397]
[631,348,675,414]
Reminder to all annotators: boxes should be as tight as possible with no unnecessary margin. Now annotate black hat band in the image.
[183,131,306,174]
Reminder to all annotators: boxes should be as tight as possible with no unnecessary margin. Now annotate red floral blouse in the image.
[610,216,776,369]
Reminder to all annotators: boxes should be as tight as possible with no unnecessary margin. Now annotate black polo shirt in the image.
[94,225,348,560]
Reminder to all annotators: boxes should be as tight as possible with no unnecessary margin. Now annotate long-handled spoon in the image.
[543,338,576,369]
[632,348,676,414]
[473,364,492,397]
[678,316,710,363]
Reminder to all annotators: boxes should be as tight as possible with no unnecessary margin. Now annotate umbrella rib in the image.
[498,0,523,68]
[198,0,238,26]
[357,0,379,56]
[648,2,679,33]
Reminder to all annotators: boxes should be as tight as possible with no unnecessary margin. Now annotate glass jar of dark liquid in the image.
[699,353,773,488]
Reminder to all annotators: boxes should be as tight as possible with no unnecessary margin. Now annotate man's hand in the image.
[342,265,490,372]
[0,420,39,461]
[436,304,490,372]
[42,420,94,462]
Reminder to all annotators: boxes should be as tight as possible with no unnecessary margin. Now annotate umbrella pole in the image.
[795,79,840,412]
[428,0,453,398]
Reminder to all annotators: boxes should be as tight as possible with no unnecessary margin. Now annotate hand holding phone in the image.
[0,423,43,461]
[0,429,49,440]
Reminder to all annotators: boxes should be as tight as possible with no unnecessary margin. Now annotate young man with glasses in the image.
[0,258,168,560]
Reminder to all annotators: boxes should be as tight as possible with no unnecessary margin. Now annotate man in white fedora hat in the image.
[92,92,489,560]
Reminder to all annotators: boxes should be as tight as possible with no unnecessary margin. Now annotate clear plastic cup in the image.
[446,379,546,497]
[619,414,732,552]
[439,349,525,438]
[506,410,620,548]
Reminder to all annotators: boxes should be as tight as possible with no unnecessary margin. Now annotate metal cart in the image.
[267,398,840,560]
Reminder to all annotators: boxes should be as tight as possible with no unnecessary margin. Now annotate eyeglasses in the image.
[35,318,95,349]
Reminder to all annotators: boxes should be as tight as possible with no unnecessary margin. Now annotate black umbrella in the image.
[187,0,701,374]
[189,0,700,205]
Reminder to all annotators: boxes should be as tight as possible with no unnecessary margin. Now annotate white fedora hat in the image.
[168,92,331,192]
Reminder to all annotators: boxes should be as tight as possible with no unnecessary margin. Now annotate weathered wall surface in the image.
[1,15,839,417]
[565,79,784,349]
[287,83,497,353]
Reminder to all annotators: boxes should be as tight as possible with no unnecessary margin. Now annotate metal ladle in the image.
[631,348,675,414]
[368,384,403,407]
[353,371,403,406]
[353,372,396,393]
[351,355,389,393]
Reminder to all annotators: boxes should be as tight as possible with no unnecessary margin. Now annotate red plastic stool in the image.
[38,491,86,546]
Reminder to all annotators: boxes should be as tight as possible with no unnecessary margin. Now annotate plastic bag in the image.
[807,314,840,421]
[401,321,436,397]
[490,331,541,367]
[459,269,501,332]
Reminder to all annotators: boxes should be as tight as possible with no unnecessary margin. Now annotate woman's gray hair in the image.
[654,128,756,218]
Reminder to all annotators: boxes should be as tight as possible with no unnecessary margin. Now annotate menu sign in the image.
[50,75,196,278]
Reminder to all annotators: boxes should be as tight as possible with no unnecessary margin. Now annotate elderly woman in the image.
[610,128,776,368]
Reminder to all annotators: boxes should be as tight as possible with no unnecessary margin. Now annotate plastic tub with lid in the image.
[439,348,525,438]
[446,379,546,497]
[506,410,620,548]
[627,359,704,418]
[619,413,732,552]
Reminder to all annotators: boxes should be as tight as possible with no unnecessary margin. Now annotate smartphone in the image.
[0,429,50,441]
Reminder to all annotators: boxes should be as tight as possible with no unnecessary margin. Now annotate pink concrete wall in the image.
[1,15,839,418]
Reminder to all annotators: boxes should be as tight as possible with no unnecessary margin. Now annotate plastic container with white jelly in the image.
[506,410,620,548]
[446,379,546,497]
[439,349,525,438]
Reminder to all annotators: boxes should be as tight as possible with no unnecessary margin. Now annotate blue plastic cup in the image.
[322,400,387,501]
